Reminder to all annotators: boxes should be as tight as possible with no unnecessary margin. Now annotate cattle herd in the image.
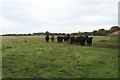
[45,34,93,46]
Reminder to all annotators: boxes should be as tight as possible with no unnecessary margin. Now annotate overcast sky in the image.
[0,0,119,34]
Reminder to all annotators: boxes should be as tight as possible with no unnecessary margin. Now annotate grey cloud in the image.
[0,0,118,34]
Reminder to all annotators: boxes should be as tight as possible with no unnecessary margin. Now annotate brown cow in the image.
[51,35,55,42]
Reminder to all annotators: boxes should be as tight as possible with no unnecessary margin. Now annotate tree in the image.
[45,31,50,35]
[84,32,90,36]
[92,30,98,36]
[77,31,82,36]
[98,29,108,36]
[110,26,120,33]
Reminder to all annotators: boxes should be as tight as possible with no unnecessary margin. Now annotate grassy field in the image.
[2,36,118,78]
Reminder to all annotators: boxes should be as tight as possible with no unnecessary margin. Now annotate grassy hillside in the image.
[2,36,118,78]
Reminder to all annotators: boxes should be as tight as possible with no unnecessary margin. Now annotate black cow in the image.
[70,35,75,44]
[57,35,63,43]
[80,37,86,46]
[86,37,93,46]
[57,35,60,43]
[73,36,85,46]
[45,35,49,42]
[64,34,70,42]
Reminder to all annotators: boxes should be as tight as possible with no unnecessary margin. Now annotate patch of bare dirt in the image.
[110,30,120,36]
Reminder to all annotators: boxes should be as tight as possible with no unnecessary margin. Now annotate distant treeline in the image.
[2,26,120,36]
[2,33,32,36]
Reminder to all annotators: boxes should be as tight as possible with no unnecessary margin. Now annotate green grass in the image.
[92,36,118,48]
[2,36,118,78]
[0,36,2,79]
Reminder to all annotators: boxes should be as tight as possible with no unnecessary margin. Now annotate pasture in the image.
[2,36,118,78]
